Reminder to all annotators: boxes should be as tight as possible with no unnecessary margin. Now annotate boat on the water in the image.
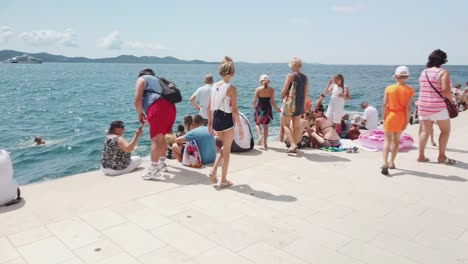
[3,54,43,63]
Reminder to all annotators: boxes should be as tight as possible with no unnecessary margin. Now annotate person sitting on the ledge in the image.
[172,115,217,165]
[34,136,46,145]
[100,120,143,176]
[310,105,341,147]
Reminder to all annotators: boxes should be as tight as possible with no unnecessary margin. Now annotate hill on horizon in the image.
[0,50,215,64]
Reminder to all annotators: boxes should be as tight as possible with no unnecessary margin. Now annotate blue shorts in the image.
[213,110,234,132]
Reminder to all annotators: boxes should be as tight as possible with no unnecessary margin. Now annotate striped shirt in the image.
[418,68,448,116]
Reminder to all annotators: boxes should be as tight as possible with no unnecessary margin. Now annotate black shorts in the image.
[213,110,234,132]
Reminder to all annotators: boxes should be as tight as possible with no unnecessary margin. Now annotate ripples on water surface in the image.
[0,63,466,184]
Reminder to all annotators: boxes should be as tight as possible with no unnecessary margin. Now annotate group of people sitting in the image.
[100,115,223,178]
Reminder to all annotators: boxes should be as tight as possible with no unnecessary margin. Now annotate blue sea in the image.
[1,63,466,184]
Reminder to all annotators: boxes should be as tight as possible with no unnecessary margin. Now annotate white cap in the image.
[259,74,270,82]
[394,66,410,76]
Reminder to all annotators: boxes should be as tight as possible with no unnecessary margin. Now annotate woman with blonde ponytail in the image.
[207,56,243,188]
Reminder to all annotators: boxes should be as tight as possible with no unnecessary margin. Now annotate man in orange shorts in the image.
[381,66,415,175]
[134,68,177,180]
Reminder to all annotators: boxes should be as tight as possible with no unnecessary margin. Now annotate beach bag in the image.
[0,150,22,207]
[425,71,458,119]
[182,140,202,168]
[156,76,182,103]
[282,77,297,117]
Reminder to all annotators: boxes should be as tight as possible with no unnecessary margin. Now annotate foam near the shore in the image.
[0,112,467,264]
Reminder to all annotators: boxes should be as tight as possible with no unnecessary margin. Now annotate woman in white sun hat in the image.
[252,74,281,149]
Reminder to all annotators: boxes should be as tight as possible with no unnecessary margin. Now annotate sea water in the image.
[1,63,466,184]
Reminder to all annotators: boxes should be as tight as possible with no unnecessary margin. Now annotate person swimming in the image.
[34,136,45,145]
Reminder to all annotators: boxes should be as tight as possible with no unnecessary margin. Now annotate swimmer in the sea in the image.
[34,136,45,145]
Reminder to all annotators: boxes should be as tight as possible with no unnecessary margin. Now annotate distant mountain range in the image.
[0,50,215,64]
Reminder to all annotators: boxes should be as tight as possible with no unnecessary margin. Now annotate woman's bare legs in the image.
[292,115,303,145]
[217,128,234,186]
[283,115,295,149]
[436,119,451,162]
[263,124,269,148]
[209,146,223,183]
[418,120,434,161]
[279,116,285,142]
[389,132,402,168]
[255,123,262,145]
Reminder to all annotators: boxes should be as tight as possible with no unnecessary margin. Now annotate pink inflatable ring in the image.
[358,129,414,150]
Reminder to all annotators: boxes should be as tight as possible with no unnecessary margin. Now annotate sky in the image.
[0,0,467,65]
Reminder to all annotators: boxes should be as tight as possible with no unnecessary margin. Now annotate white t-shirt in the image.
[363,106,379,129]
[192,84,212,119]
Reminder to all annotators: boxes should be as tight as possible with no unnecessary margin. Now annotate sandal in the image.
[381,165,389,175]
[208,170,218,184]
[417,157,430,162]
[438,158,456,165]
[286,146,298,153]
[220,180,233,188]
[389,164,396,169]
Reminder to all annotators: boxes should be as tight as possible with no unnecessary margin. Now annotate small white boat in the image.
[3,54,43,63]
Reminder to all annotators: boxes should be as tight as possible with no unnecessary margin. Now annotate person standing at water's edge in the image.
[380,66,414,175]
[207,56,243,188]
[322,74,350,134]
[281,57,309,153]
[253,74,281,149]
[134,68,177,180]
[190,74,214,125]
[417,49,455,165]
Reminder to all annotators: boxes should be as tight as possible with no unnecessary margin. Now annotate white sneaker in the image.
[257,136,263,146]
[142,167,162,180]
[159,162,169,172]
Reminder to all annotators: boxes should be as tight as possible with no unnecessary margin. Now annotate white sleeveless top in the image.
[330,84,345,98]
[210,81,232,113]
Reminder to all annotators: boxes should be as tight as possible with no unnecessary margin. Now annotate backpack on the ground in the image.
[157,76,182,103]
[182,140,202,168]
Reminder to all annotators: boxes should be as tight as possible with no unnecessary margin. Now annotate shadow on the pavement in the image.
[391,169,467,182]
[301,152,351,162]
[145,165,213,185]
[0,199,26,215]
[231,148,263,156]
[265,146,288,153]
[103,167,145,177]
[446,147,468,154]
[214,184,297,202]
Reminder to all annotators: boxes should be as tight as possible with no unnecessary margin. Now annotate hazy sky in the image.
[1,0,467,64]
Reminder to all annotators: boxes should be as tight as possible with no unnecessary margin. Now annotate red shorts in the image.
[146,98,176,139]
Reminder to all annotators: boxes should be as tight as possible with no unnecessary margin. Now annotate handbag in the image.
[282,75,297,117]
[425,70,458,119]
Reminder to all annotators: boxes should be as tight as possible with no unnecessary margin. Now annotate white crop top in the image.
[210,81,232,113]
